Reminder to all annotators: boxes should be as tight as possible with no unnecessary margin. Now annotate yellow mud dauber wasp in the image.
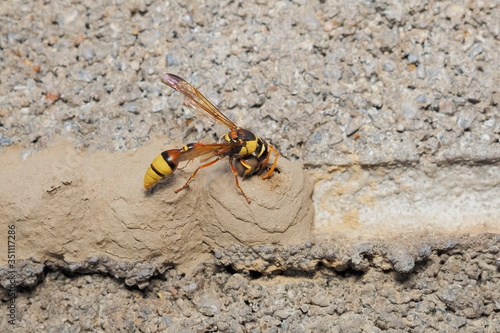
[144,74,279,204]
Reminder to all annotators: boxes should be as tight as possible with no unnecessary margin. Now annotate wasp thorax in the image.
[222,128,258,156]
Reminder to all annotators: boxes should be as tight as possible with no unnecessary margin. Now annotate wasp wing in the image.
[177,142,242,163]
[161,73,237,130]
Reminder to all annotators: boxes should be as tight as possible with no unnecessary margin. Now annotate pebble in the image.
[311,293,330,307]
[417,64,426,79]
[467,43,483,59]
[407,54,418,64]
[445,4,465,19]
[123,103,138,113]
[166,54,179,67]
[72,70,95,82]
[0,137,14,146]
[274,308,293,320]
[194,294,221,317]
[382,62,394,72]
[416,94,427,104]
[83,48,95,61]
[401,100,419,120]
[344,117,363,136]
[439,99,456,115]
[225,274,248,290]
[457,112,476,130]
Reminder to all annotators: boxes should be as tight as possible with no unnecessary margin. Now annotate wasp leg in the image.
[261,145,280,180]
[239,159,254,179]
[229,157,251,204]
[174,157,222,194]
[177,159,193,171]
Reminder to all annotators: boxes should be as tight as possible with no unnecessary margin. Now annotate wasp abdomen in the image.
[144,150,179,189]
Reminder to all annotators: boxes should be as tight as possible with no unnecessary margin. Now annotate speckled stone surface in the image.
[1,0,499,331]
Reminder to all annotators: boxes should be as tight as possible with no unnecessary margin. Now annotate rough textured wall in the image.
[0,0,499,331]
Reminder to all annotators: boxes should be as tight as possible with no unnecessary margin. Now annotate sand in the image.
[0,140,313,273]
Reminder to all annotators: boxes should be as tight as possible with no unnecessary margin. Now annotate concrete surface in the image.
[0,0,499,331]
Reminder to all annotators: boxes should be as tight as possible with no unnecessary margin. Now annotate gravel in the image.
[0,0,498,164]
[1,235,499,332]
[1,235,499,331]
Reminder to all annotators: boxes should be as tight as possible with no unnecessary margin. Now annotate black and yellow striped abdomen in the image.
[144,151,178,189]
